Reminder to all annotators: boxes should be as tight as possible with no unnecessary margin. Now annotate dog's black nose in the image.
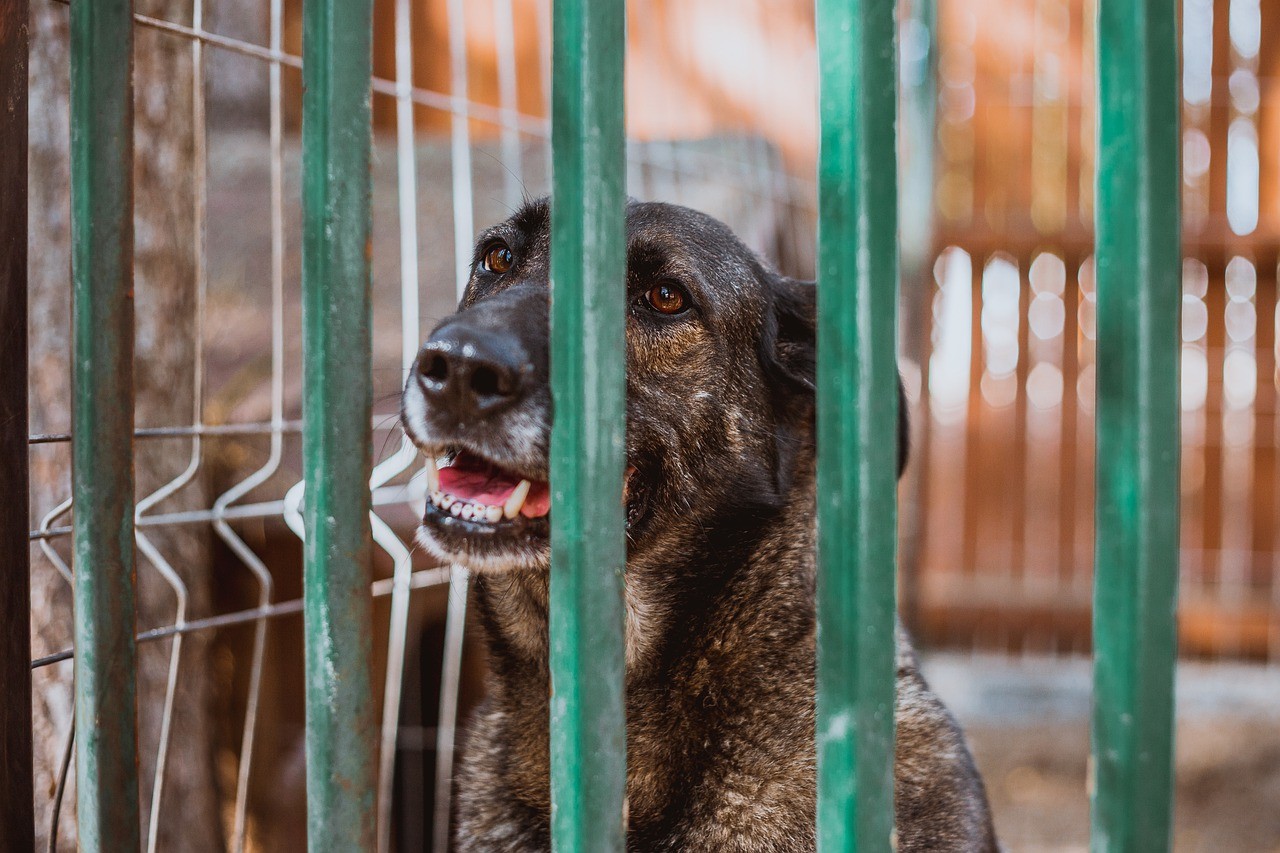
[415,326,527,419]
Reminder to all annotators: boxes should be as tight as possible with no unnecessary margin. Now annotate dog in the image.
[401,198,997,851]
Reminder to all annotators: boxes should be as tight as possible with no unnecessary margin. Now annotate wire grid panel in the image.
[39,0,1278,846]
[28,0,813,849]
[28,0,488,848]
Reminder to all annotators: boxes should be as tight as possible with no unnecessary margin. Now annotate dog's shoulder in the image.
[892,635,1000,852]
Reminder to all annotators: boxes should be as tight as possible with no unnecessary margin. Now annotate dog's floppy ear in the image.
[763,275,910,479]
[763,275,817,393]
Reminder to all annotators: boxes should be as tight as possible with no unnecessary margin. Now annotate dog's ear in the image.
[762,275,817,393]
[763,275,910,479]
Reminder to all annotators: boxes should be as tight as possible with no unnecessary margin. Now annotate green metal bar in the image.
[0,1,34,847]
[548,0,627,847]
[814,0,900,848]
[301,0,377,847]
[69,0,141,848]
[1091,0,1180,848]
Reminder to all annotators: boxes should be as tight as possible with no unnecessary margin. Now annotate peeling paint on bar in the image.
[301,0,378,847]
[69,0,142,848]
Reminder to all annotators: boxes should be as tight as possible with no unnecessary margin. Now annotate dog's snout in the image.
[416,326,528,419]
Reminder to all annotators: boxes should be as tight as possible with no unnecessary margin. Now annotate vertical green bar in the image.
[70,0,141,848]
[815,0,899,849]
[548,0,627,848]
[1091,0,1179,849]
[301,0,376,847]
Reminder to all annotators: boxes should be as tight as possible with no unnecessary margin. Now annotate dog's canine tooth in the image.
[504,479,532,519]
[484,505,503,523]
[425,456,440,493]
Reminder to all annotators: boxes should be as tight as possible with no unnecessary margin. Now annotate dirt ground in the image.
[922,655,1280,852]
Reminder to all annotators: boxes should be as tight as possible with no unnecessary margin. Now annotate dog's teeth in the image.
[430,490,443,507]
[440,493,456,509]
[450,502,464,517]
[424,456,439,492]
[504,480,532,519]
[484,505,503,523]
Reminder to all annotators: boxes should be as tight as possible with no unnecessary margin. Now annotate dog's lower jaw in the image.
[414,524,551,577]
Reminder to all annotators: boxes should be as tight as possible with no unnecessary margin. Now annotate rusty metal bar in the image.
[300,0,378,846]
[69,0,142,847]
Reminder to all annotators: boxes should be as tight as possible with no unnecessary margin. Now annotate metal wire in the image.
[129,6,209,844]
[426,1,480,846]
[48,716,73,853]
[31,566,453,672]
[432,565,470,853]
[492,0,524,206]
[373,0,426,845]
[28,420,303,445]
[208,0,286,845]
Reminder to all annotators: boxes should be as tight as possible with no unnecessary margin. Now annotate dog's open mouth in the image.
[418,446,644,549]
[425,449,551,528]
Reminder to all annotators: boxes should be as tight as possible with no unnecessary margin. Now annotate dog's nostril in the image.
[422,354,449,384]
[470,364,506,398]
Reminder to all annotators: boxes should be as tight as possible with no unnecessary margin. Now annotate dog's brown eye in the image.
[644,283,688,315]
[483,243,514,274]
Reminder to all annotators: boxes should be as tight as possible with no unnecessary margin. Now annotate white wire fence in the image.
[26,1,809,850]
[25,0,1280,848]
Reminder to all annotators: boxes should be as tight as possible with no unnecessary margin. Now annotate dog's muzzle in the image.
[402,285,554,542]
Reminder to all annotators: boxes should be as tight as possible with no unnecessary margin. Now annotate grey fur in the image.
[402,199,997,851]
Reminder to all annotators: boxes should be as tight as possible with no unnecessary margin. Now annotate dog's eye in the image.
[644,282,689,315]
[482,242,514,274]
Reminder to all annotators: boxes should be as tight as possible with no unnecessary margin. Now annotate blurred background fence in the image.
[22,0,1280,849]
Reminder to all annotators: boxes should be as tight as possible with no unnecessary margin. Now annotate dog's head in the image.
[402,198,906,573]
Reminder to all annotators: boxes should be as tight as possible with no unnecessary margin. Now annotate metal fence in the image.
[4,0,1186,850]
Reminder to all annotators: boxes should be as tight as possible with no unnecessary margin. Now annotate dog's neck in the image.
[467,461,818,829]
[473,485,814,675]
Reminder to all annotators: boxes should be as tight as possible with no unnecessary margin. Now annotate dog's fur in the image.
[401,199,997,851]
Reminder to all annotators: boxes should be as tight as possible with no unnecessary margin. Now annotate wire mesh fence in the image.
[18,0,1280,848]
[24,0,815,848]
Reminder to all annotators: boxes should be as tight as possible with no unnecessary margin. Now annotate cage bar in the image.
[0,0,34,847]
[301,0,378,847]
[1091,0,1180,848]
[814,0,900,848]
[69,0,142,848]
[548,0,628,847]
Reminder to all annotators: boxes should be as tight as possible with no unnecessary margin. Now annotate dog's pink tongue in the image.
[438,454,550,518]
[438,464,518,505]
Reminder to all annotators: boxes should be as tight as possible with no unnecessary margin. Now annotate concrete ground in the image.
[922,654,1280,852]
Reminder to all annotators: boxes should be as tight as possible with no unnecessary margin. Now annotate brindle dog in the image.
[401,199,997,851]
